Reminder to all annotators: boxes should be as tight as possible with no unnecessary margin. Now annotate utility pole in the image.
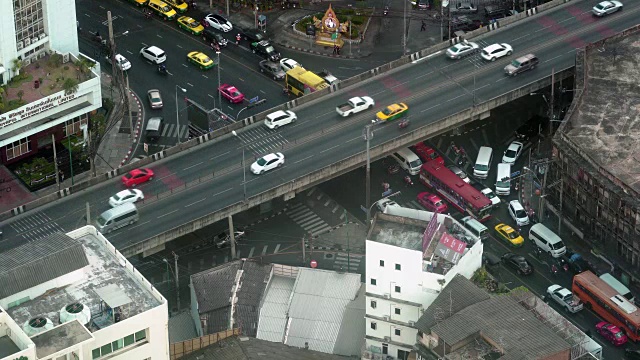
[86,202,91,225]
[539,165,549,222]
[528,147,533,201]
[364,125,373,222]
[440,1,444,44]
[403,0,407,54]
[107,11,132,139]
[173,252,180,311]
[226,0,230,18]
[558,177,563,233]
[228,215,237,259]
[125,74,134,139]
[549,67,555,137]
[52,134,60,190]
[302,235,306,263]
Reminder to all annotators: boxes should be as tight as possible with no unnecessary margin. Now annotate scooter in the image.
[404,175,414,186]
[398,119,410,129]
[158,64,168,75]
[387,164,400,174]
[383,6,389,16]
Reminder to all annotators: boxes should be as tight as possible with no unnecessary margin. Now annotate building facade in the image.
[0,0,102,166]
[364,211,483,360]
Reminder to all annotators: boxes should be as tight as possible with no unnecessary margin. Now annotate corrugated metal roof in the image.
[256,275,295,343]
[284,269,361,354]
[168,310,197,344]
[415,274,490,333]
[191,261,241,313]
[333,285,365,357]
[235,261,271,337]
[0,232,89,298]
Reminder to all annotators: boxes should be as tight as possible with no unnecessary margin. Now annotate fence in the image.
[169,328,240,359]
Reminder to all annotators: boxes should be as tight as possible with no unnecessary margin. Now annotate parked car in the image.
[259,60,285,80]
[251,153,285,174]
[202,28,228,47]
[480,43,513,61]
[451,1,477,13]
[595,322,627,346]
[203,13,233,32]
[508,200,530,226]
[501,252,533,275]
[121,168,154,187]
[177,16,204,35]
[417,192,448,213]
[502,141,523,164]
[108,189,144,207]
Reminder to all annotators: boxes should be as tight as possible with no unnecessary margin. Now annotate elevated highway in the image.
[2,0,637,257]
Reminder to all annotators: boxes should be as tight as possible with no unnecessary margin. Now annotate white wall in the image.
[0,267,86,310]
[45,0,79,56]
[0,307,36,360]
[365,296,421,323]
[0,1,18,82]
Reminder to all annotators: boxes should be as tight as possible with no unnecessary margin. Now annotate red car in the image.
[218,84,245,104]
[595,322,627,346]
[417,192,448,213]
[414,142,444,165]
[122,168,154,187]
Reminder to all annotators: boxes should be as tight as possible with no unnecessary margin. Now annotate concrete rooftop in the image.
[565,33,640,193]
[31,320,92,359]
[367,213,425,251]
[6,232,162,332]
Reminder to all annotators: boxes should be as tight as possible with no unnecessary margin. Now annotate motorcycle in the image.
[144,11,152,19]
[398,119,410,129]
[190,0,197,9]
[383,6,389,15]
[282,87,290,96]
[404,175,414,186]
[158,64,168,75]
[387,164,400,174]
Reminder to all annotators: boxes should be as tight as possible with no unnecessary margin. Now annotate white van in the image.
[460,216,488,240]
[529,223,566,258]
[495,163,511,195]
[96,203,139,233]
[391,148,422,175]
[473,146,493,179]
[600,273,635,303]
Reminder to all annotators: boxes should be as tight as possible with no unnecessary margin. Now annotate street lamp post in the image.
[364,124,373,222]
[175,85,187,144]
[231,131,247,201]
[216,51,222,109]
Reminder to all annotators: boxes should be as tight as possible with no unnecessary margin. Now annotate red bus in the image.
[418,162,492,221]
[573,271,640,341]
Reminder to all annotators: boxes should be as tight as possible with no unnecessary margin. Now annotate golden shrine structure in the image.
[312,4,350,48]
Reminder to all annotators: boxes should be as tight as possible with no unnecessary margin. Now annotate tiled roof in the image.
[415,274,490,333]
[0,232,89,299]
[235,260,271,336]
[191,261,242,313]
[168,310,197,344]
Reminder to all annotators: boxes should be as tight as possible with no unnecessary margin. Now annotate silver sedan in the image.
[446,41,479,59]
[592,1,622,16]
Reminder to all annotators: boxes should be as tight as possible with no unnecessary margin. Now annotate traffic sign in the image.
[144,143,149,154]
[249,96,259,104]
[511,171,521,177]
[331,32,338,40]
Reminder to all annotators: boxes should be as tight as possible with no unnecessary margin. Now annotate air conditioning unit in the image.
[384,336,391,342]
[408,321,415,326]
[23,58,31,66]
[17,41,23,50]
[32,37,39,44]
[383,316,389,321]
[39,33,46,40]
[63,53,70,63]
[24,38,31,46]
[383,293,390,299]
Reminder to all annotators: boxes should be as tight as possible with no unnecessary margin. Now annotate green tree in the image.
[11,58,24,74]
[16,90,24,101]
[77,57,97,78]
[63,78,79,95]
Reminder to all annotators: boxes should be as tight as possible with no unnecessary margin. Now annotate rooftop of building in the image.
[31,319,93,359]
[562,31,640,195]
[0,53,96,116]
[367,213,425,252]
[177,336,353,360]
[5,228,162,333]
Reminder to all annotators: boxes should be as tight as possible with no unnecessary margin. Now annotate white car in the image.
[446,41,479,59]
[502,141,523,164]
[264,110,296,129]
[106,54,132,71]
[481,188,500,205]
[447,165,470,183]
[251,152,285,174]
[280,58,304,72]
[139,45,166,64]
[592,1,622,16]
[480,43,513,61]
[203,14,233,32]
[376,198,399,212]
[109,189,144,207]
[508,200,530,226]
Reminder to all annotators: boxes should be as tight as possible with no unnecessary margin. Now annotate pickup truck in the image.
[546,284,584,313]
[336,96,375,117]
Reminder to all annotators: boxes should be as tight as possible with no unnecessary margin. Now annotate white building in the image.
[363,210,483,360]
[0,226,169,360]
[0,0,101,166]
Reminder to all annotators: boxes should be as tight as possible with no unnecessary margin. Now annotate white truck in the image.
[336,96,375,117]
[546,284,584,313]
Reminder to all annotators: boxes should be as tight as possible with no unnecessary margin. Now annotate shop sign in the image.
[0,93,77,129]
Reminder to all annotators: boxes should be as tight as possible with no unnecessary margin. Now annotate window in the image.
[371,278,377,286]
[371,300,377,309]
[6,137,31,160]
[395,264,401,270]
[64,114,89,136]
[395,308,401,315]
[379,260,385,267]
[371,322,377,330]
[395,285,401,293]
[13,0,45,46]
[92,329,148,359]
[395,328,401,336]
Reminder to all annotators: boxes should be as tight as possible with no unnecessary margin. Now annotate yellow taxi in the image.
[147,0,177,20]
[494,223,524,247]
[165,0,189,13]
[127,0,149,6]
[187,51,215,70]
[376,103,409,121]
[177,16,204,35]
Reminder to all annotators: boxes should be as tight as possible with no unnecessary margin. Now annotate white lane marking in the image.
[141,42,148,47]
[126,50,133,54]
[416,71,435,79]
[294,155,314,164]
[544,55,562,63]
[187,82,194,87]
[446,93,466,102]
[182,64,189,68]
[202,75,209,78]
[213,188,233,197]
[210,151,230,160]
[208,94,215,98]
[185,198,207,207]
[274,244,281,253]
[412,51,441,64]
[320,144,340,153]
[183,162,203,171]
[157,34,164,39]
[158,209,179,218]
[421,104,441,113]
[346,135,362,143]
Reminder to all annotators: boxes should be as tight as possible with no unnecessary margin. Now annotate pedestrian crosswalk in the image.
[232,127,289,156]
[161,123,188,140]
[333,252,363,273]
[285,203,333,236]
[10,211,66,241]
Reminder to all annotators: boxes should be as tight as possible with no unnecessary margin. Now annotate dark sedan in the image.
[240,27,268,43]
[501,253,534,275]
[202,28,228,47]
[259,60,285,80]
